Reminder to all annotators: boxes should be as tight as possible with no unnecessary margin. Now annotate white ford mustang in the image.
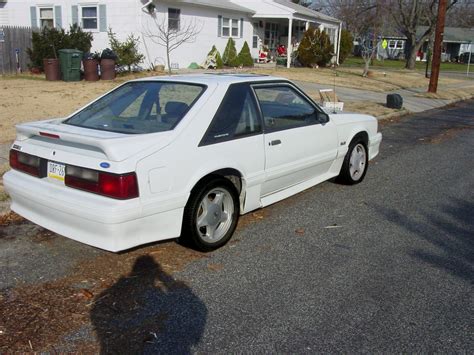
[4,74,382,252]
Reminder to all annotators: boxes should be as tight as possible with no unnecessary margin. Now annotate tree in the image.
[108,29,145,72]
[222,38,239,67]
[389,0,459,70]
[339,29,353,64]
[291,0,312,6]
[143,15,202,74]
[237,41,254,67]
[297,28,333,67]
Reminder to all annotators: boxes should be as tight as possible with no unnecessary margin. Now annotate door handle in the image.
[269,139,281,146]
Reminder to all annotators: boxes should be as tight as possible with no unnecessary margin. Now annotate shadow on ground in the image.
[91,255,207,354]
[373,198,474,283]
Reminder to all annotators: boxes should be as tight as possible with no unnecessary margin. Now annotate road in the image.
[1,100,473,353]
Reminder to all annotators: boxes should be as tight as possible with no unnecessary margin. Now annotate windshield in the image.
[65,81,205,134]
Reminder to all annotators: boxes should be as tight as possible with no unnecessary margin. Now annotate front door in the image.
[252,84,339,196]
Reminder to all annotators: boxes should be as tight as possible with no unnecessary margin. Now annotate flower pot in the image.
[43,58,60,81]
[100,59,116,80]
[83,58,99,81]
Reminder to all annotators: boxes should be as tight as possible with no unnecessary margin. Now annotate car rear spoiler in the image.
[15,119,171,162]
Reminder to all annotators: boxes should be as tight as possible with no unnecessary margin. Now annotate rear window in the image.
[65,81,205,134]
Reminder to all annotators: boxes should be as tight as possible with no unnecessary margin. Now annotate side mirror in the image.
[318,112,329,124]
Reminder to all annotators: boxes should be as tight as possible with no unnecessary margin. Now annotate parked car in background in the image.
[4,74,382,252]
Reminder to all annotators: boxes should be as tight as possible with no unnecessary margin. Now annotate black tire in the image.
[181,177,240,252]
[337,138,369,185]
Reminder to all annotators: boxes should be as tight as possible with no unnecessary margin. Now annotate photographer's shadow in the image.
[91,255,207,354]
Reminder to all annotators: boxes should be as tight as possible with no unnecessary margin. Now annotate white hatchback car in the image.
[5,74,382,252]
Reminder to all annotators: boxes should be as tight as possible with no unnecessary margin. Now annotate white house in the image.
[0,0,341,69]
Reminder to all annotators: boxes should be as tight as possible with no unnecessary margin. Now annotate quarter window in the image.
[254,85,319,131]
[39,7,54,29]
[81,6,98,30]
[168,8,180,31]
[201,84,262,145]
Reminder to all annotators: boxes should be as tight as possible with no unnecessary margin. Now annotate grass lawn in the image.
[341,56,471,72]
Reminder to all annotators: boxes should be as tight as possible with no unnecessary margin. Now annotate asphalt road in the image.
[1,100,473,353]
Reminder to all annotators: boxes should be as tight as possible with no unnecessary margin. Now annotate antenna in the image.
[332,60,337,114]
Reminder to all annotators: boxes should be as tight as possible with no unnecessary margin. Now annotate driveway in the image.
[1,100,473,352]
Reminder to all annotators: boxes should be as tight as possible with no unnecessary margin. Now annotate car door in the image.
[253,83,339,196]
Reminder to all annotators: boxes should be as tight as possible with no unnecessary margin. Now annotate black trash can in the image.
[387,94,403,109]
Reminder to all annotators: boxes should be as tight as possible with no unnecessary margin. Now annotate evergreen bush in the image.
[27,25,93,70]
[108,28,145,72]
[222,38,239,67]
[237,41,254,67]
[339,29,353,64]
[297,28,333,67]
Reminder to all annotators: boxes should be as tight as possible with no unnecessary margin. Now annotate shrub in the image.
[297,28,333,67]
[65,23,93,53]
[207,45,224,69]
[222,38,239,67]
[27,25,93,70]
[108,28,145,72]
[339,29,353,64]
[237,41,254,67]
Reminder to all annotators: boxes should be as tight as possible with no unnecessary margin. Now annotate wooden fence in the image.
[0,26,33,74]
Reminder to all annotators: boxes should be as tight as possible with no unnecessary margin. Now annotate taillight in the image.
[9,150,41,177]
[65,165,139,200]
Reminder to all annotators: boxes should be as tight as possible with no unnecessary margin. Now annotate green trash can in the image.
[58,49,83,81]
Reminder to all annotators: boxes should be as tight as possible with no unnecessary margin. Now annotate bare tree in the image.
[143,14,202,74]
[445,0,474,27]
[389,0,459,70]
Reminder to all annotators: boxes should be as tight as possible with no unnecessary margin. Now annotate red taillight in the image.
[9,150,41,177]
[65,166,139,200]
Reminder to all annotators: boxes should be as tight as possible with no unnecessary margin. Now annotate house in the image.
[417,26,474,62]
[0,0,342,70]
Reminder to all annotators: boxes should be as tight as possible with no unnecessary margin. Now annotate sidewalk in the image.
[295,79,474,113]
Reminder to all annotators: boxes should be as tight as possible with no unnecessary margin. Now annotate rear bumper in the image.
[4,170,183,252]
[369,132,382,160]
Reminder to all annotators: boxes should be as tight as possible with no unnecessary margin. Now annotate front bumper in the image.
[4,170,183,252]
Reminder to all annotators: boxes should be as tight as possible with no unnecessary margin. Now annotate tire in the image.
[181,177,240,252]
[338,139,368,185]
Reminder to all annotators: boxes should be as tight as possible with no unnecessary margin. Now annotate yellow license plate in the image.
[47,161,66,182]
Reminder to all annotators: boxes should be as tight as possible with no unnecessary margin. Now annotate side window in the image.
[253,85,319,131]
[201,84,262,146]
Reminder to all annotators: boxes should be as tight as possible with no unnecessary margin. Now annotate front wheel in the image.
[182,178,240,252]
[338,140,368,185]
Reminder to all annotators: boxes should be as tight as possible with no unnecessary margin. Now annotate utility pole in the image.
[428,0,448,93]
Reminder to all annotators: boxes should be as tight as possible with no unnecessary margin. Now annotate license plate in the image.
[48,161,66,182]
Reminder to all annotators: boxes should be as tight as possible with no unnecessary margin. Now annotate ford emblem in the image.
[100,162,110,168]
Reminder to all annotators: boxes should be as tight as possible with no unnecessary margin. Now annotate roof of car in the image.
[133,73,288,85]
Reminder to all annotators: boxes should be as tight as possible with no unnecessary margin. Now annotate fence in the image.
[0,26,33,74]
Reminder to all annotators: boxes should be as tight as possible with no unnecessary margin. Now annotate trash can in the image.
[58,49,83,82]
[43,58,60,81]
[83,58,99,81]
[100,59,116,80]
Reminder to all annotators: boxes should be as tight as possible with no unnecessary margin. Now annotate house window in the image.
[388,40,396,49]
[168,8,180,31]
[81,6,98,30]
[221,17,239,37]
[253,22,259,49]
[39,7,54,29]
[325,27,336,44]
[396,41,404,49]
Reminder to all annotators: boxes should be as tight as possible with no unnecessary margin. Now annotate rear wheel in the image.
[182,178,239,251]
[338,139,368,185]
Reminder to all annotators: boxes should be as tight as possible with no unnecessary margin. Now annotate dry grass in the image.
[249,67,462,92]
[415,86,474,100]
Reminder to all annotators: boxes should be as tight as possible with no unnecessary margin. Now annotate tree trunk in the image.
[166,42,172,75]
[362,56,370,77]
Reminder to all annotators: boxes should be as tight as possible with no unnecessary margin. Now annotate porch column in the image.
[305,21,310,31]
[287,17,293,68]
